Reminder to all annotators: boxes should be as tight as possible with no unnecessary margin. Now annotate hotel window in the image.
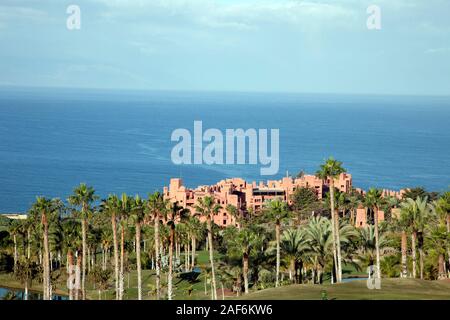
[223,220,227,225]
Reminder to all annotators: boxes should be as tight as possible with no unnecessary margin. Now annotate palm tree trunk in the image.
[191,236,196,269]
[154,214,161,300]
[111,214,119,300]
[187,242,191,271]
[438,254,446,279]
[374,207,381,280]
[401,230,408,278]
[207,217,217,300]
[119,223,125,300]
[75,252,81,300]
[334,207,343,282]
[27,228,31,259]
[68,250,74,300]
[168,224,174,300]
[446,217,449,273]
[289,259,295,283]
[419,248,424,280]
[42,216,50,300]
[275,222,281,287]
[136,222,142,300]
[243,253,249,294]
[221,282,225,300]
[13,234,18,269]
[24,282,29,301]
[328,181,340,283]
[81,218,87,300]
[411,232,417,278]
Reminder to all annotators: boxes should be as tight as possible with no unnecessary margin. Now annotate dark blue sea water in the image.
[0,87,449,212]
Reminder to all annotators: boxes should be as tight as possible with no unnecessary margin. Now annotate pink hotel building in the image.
[163,173,404,228]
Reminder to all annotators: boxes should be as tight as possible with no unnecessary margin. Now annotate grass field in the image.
[240,278,450,300]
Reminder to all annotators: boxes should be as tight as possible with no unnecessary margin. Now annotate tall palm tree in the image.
[164,201,189,300]
[186,216,202,269]
[316,157,346,283]
[61,218,81,300]
[118,193,131,300]
[130,195,145,300]
[101,195,120,300]
[364,188,384,280]
[68,183,98,300]
[146,191,167,300]
[400,197,432,279]
[195,196,222,300]
[33,197,55,300]
[264,199,289,287]
[9,220,21,270]
[392,215,409,278]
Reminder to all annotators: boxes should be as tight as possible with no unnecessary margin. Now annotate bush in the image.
[0,252,13,273]
[257,269,275,290]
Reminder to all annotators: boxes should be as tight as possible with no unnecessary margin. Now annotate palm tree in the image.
[392,215,409,278]
[14,258,37,300]
[435,191,450,268]
[264,199,289,287]
[226,204,242,229]
[9,220,21,270]
[356,225,393,269]
[61,218,81,300]
[68,183,98,300]
[146,191,166,300]
[164,201,189,300]
[364,188,384,280]
[400,197,432,279]
[118,193,131,300]
[347,193,362,226]
[33,197,55,300]
[100,195,120,300]
[305,216,334,284]
[227,227,262,293]
[130,195,145,300]
[316,157,346,283]
[280,228,309,284]
[195,196,221,300]
[186,217,202,269]
[425,220,449,279]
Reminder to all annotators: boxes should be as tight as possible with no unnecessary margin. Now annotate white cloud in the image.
[425,48,450,54]
[95,0,358,31]
[0,5,48,23]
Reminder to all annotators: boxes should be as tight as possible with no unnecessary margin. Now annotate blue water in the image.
[0,87,449,212]
[0,286,67,300]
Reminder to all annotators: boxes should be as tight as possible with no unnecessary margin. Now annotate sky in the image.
[0,0,449,95]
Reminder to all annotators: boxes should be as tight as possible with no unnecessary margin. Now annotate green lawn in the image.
[239,278,450,300]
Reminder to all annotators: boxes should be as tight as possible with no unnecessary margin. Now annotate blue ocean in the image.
[0,87,449,212]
